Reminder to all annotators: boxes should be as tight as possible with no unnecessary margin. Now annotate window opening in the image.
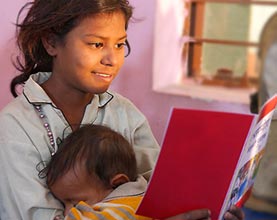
[184,0,277,89]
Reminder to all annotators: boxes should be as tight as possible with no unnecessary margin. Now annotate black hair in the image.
[45,124,138,188]
[11,0,133,97]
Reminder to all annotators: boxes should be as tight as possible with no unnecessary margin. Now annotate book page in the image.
[136,108,254,219]
[219,94,277,220]
[136,95,277,220]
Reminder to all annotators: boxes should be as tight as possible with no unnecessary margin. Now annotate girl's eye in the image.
[89,42,103,48]
[116,42,126,49]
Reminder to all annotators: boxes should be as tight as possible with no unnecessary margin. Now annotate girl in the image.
[0,0,244,220]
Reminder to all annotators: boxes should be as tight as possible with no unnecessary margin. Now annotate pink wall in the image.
[0,1,26,108]
[111,0,250,143]
[0,0,250,144]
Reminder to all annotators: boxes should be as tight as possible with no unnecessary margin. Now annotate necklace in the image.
[34,104,56,156]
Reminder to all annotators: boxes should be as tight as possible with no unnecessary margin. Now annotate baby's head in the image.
[45,124,138,214]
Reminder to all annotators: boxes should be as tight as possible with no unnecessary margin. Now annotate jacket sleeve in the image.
[0,119,63,220]
[99,92,161,181]
[131,117,160,180]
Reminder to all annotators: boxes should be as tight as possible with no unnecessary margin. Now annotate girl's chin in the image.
[91,86,110,94]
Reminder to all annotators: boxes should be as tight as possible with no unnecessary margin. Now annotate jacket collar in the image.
[23,72,113,107]
[103,175,147,201]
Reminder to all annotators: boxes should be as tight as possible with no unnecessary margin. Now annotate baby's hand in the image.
[54,214,64,220]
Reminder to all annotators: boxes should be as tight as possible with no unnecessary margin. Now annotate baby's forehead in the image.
[49,165,98,201]
[56,162,93,186]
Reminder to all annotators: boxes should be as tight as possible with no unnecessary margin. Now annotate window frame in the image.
[185,0,277,87]
[152,0,277,104]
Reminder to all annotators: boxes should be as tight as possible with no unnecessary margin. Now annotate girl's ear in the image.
[110,174,130,188]
[41,34,58,56]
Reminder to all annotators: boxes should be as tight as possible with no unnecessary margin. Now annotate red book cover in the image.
[136,94,277,220]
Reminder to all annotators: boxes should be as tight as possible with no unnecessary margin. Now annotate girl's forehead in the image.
[81,11,126,27]
[71,11,127,39]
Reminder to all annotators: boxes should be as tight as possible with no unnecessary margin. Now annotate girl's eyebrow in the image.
[84,34,127,40]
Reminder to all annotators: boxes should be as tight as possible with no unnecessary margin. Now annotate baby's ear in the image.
[110,174,130,188]
[41,34,58,56]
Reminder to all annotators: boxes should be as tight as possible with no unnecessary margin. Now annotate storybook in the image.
[136,94,277,220]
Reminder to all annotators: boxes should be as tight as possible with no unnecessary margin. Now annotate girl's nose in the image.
[100,47,119,67]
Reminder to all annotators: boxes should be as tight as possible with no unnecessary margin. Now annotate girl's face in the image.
[49,11,127,95]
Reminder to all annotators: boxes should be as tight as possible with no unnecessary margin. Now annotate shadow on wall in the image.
[0,38,17,110]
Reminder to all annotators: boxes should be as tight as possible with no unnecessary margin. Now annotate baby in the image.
[43,124,151,220]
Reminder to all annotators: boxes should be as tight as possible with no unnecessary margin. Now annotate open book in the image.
[136,94,277,220]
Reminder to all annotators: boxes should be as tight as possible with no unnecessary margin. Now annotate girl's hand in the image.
[223,205,244,220]
[166,209,211,220]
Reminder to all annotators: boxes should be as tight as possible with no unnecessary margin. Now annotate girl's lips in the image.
[93,71,112,77]
[93,72,113,81]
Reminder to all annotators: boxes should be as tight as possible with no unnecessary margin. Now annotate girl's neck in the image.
[41,80,94,131]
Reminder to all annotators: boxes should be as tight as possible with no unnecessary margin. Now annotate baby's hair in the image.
[11,0,133,97]
[45,124,138,188]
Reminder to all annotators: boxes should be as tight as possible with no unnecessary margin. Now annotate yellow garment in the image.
[65,196,153,220]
